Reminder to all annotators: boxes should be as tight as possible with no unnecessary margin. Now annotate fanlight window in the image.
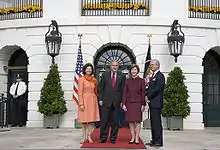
[97,49,132,66]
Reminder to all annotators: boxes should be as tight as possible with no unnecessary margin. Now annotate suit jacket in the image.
[146,71,165,109]
[122,76,146,106]
[98,70,126,107]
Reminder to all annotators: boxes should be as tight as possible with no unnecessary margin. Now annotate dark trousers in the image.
[150,108,163,144]
[13,96,25,125]
[100,103,120,141]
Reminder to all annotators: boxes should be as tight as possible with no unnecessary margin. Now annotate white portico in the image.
[0,0,219,129]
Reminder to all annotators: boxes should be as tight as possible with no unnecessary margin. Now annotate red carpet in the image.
[81,127,146,149]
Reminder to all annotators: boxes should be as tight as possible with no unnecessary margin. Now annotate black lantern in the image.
[167,20,185,63]
[45,20,62,63]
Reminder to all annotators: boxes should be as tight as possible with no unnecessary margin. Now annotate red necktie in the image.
[112,72,115,88]
[150,72,155,81]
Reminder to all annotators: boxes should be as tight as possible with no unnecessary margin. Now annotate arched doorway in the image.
[203,48,220,127]
[7,48,28,126]
[94,43,136,127]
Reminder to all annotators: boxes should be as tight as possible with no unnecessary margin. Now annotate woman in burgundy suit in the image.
[122,64,146,144]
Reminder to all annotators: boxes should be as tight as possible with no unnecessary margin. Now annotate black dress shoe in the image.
[11,124,17,127]
[110,141,116,144]
[128,141,134,144]
[154,143,163,147]
[145,140,155,146]
[99,140,106,143]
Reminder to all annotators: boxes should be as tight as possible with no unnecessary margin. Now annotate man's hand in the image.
[79,105,85,111]
[145,96,150,103]
[122,105,127,112]
[13,95,18,99]
[120,103,123,108]
[99,101,103,106]
[146,100,150,103]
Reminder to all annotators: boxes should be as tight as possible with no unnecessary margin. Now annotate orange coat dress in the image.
[77,76,100,123]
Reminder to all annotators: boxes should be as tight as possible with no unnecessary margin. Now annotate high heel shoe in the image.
[80,138,87,144]
[87,135,94,143]
[128,140,134,144]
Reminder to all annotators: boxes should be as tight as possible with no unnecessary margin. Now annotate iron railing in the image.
[189,0,220,20]
[0,93,8,128]
[81,0,149,16]
[0,0,43,21]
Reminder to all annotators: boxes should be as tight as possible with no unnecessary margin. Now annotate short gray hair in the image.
[110,60,119,66]
[151,59,160,68]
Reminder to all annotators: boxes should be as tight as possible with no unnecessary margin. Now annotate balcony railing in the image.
[0,0,43,21]
[189,0,220,20]
[81,0,149,16]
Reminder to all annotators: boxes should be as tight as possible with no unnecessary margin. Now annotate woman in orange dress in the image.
[78,63,100,144]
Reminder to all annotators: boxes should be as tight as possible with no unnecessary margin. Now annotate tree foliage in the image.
[38,63,67,116]
[162,67,190,118]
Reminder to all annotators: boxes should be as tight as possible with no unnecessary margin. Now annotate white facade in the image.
[0,0,220,129]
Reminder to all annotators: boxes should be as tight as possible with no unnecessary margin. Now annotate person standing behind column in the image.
[145,59,165,147]
[122,64,146,144]
[98,60,126,144]
[9,74,27,127]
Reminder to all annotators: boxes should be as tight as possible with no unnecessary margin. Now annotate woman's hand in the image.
[79,105,85,111]
[122,104,127,112]
[141,105,145,112]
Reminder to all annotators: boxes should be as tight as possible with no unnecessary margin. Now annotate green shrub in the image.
[38,63,67,116]
[162,67,190,118]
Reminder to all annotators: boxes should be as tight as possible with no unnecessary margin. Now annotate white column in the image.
[43,0,81,19]
[150,0,188,18]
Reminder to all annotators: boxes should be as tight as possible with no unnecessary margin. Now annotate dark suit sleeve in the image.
[147,73,165,100]
[141,79,146,106]
[98,73,105,102]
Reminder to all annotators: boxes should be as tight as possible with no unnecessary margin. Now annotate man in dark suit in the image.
[145,59,165,147]
[98,60,126,144]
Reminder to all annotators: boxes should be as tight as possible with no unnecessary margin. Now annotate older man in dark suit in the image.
[145,59,165,147]
[98,60,126,144]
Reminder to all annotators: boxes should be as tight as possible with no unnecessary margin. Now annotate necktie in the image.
[150,72,155,81]
[112,72,115,88]
[15,82,19,95]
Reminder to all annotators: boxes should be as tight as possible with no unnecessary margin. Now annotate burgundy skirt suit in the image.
[122,76,146,122]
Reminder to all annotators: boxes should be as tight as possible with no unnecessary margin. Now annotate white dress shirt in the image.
[10,81,27,96]
[152,69,160,78]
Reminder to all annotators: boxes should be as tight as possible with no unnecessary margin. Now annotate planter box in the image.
[43,114,59,129]
[167,116,183,131]
[143,117,167,129]
[74,119,82,129]
[143,118,151,129]
[162,117,168,129]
